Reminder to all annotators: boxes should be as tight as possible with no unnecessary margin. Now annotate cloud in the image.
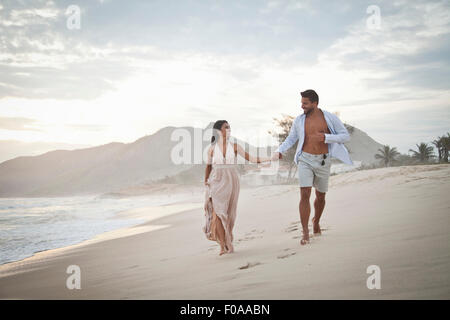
[0,0,448,154]
[259,0,315,15]
[65,123,108,131]
[1,6,59,27]
[0,1,143,100]
[0,116,43,131]
[317,0,450,92]
[0,0,354,101]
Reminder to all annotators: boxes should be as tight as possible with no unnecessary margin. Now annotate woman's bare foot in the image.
[312,217,321,235]
[300,228,310,245]
[219,243,227,255]
[227,243,234,253]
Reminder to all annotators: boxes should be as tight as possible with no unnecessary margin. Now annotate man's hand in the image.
[310,132,326,142]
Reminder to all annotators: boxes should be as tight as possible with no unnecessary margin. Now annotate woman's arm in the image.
[204,164,212,185]
[234,143,271,164]
[204,145,214,184]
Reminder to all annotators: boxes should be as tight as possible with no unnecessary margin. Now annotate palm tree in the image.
[408,143,435,164]
[432,137,443,163]
[374,145,400,167]
[442,133,450,163]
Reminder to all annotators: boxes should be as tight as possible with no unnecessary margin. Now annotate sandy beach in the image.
[1,164,449,299]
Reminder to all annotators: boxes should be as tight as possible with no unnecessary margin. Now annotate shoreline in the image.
[1,164,449,299]
[0,200,203,275]
[0,183,285,269]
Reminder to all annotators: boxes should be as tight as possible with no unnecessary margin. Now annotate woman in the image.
[203,120,272,255]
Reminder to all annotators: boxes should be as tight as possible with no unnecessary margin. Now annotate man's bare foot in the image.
[300,229,310,245]
[312,217,321,235]
[227,243,234,253]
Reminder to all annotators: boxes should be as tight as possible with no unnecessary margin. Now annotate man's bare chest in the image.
[305,115,330,135]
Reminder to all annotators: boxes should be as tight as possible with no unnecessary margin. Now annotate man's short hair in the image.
[301,89,319,104]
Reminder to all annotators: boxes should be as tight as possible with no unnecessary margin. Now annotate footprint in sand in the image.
[285,225,299,233]
[285,221,300,233]
[277,248,297,259]
[287,221,330,237]
[237,229,265,242]
[238,262,262,270]
[277,252,296,259]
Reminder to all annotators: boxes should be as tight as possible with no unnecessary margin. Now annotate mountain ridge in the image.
[0,124,385,197]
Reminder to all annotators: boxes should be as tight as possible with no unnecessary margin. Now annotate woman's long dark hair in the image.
[211,120,228,144]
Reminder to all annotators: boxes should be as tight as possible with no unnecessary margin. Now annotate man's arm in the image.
[324,114,350,144]
[276,118,299,154]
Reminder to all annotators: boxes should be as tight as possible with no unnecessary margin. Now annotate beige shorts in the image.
[298,151,331,193]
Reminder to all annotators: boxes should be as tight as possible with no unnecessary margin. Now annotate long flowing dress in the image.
[203,139,240,251]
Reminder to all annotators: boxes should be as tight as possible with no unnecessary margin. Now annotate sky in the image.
[0,0,449,155]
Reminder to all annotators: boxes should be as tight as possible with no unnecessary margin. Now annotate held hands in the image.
[258,152,281,167]
[271,152,282,161]
[253,155,273,167]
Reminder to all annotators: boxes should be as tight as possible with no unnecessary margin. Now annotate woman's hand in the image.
[257,156,272,163]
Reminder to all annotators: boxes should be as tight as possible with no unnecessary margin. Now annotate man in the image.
[273,89,353,245]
